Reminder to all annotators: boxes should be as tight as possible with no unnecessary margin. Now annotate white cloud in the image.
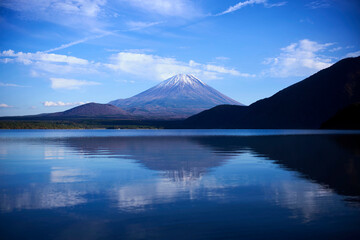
[50,78,100,90]
[43,101,86,107]
[0,104,13,108]
[0,58,14,63]
[0,82,27,87]
[345,50,360,58]
[1,50,88,65]
[217,0,286,16]
[263,39,334,77]
[0,49,97,76]
[105,52,252,80]
[122,0,200,18]
[1,49,253,83]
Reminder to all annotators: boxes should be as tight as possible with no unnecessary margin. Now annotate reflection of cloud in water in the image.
[0,185,87,212]
[50,167,86,183]
[44,146,65,160]
[112,176,227,212]
[267,180,334,222]
[114,179,178,212]
[1,159,91,212]
[0,147,7,158]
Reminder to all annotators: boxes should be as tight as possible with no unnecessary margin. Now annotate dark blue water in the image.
[1,130,360,240]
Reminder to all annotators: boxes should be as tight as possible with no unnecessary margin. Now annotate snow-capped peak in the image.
[159,74,206,88]
[109,73,242,118]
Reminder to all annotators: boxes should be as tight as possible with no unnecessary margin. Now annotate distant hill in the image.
[45,103,131,118]
[321,102,360,129]
[185,56,360,129]
[109,74,242,119]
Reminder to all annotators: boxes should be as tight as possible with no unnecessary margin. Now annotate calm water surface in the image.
[0,129,360,239]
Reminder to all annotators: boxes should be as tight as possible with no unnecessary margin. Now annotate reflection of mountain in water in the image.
[195,135,360,197]
[61,134,360,197]
[61,137,235,182]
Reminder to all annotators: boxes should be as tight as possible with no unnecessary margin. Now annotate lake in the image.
[1,129,360,240]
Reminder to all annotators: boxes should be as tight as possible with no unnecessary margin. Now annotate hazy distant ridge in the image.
[45,103,131,118]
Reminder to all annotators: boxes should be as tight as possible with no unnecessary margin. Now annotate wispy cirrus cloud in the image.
[126,21,163,31]
[329,46,342,52]
[0,0,106,17]
[43,101,86,107]
[306,0,331,9]
[105,52,253,80]
[50,78,100,90]
[263,39,334,77]
[217,0,286,16]
[264,1,287,7]
[121,0,201,18]
[0,82,28,87]
[45,32,113,53]
[0,0,107,31]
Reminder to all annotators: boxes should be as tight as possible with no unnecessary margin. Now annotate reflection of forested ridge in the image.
[194,135,360,197]
[60,137,232,181]
[53,134,360,196]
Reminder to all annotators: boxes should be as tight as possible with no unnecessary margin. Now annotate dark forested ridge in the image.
[185,57,360,129]
[321,102,360,129]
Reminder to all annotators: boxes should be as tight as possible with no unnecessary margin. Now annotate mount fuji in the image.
[109,74,242,119]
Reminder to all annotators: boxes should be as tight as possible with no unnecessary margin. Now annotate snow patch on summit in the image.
[158,74,206,88]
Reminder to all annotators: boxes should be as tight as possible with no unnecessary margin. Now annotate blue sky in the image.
[0,0,359,116]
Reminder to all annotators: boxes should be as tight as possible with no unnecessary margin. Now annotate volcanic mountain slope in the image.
[185,56,360,129]
[45,103,131,118]
[109,74,242,119]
